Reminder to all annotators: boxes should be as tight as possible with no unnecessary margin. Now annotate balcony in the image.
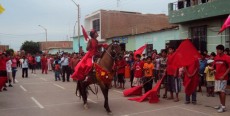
[168,0,230,23]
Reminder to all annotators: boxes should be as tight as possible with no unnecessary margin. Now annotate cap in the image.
[207,60,214,64]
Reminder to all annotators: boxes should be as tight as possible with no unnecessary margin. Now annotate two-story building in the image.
[168,0,230,52]
[83,10,179,54]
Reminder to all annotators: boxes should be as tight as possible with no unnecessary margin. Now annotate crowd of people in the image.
[0,43,230,113]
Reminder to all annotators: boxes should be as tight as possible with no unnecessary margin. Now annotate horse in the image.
[76,42,121,114]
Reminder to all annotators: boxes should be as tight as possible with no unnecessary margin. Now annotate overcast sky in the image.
[0,0,175,50]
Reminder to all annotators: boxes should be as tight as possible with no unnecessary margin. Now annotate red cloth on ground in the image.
[71,38,98,81]
[128,76,165,103]
[123,85,142,97]
[214,54,230,80]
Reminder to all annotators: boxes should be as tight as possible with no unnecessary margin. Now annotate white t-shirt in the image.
[6,60,12,72]
[21,59,29,68]
[61,57,69,66]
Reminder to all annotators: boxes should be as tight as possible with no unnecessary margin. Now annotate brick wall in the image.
[0,45,9,52]
[39,41,73,51]
[100,10,177,39]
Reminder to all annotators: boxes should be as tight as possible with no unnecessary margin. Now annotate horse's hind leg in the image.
[78,81,88,109]
[100,86,112,114]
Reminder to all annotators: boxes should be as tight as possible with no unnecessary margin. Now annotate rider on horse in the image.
[71,29,107,81]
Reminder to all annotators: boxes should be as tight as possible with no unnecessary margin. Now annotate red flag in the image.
[219,15,230,34]
[81,25,89,41]
[123,85,142,97]
[128,76,165,103]
[171,39,201,67]
[134,44,147,59]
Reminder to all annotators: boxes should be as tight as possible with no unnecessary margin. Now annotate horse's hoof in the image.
[84,104,89,110]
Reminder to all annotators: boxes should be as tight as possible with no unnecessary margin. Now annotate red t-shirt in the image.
[41,57,48,64]
[166,54,177,76]
[214,54,230,80]
[0,58,7,70]
[115,59,126,74]
[55,64,60,71]
[133,61,144,78]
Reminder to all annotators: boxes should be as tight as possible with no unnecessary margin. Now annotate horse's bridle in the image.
[104,43,120,60]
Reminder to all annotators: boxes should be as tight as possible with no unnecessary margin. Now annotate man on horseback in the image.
[71,29,106,81]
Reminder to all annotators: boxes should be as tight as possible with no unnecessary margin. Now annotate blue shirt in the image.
[35,56,41,62]
[199,59,207,74]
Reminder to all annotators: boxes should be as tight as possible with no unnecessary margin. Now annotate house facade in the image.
[38,41,73,54]
[168,0,230,52]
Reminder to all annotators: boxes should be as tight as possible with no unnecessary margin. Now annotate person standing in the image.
[204,60,215,97]
[54,61,61,81]
[11,56,18,83]
[0,53,8,91]
[35,54,41,69]
[132,54,144,87]
[159,49,168,98]
[184,58,199,105]
[69,53,80,74]
[166,47,176,100]
[6,57,13,87]
[213,45,229,113]
[41,54,48,74]
[198,53,207,92]
[143,56,154,93]
[31,56,36,74]
[21,56,29,78]
[61,53,70,82]
[115,55,126,89]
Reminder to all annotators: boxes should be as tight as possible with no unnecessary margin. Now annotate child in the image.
[204,60,215,97]
[115,55,126,89]
[54,61,61,81]
[143,56,154,93]
[132,54,144,87]
[173,67,183,102]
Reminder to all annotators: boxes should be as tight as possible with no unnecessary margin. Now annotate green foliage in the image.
[5,48,14,56]
[20,41,41,55]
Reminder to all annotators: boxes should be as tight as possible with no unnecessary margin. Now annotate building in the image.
[84,10,178,53]
[38,41,73,54]
[72,35,87,53]
[0,45,9,52]
[168,0,230,52]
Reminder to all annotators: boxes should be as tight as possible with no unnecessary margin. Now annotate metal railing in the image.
[171,0,216,11]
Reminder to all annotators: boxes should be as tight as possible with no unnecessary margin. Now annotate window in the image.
[93,19,100,32]
[190,26,207,52]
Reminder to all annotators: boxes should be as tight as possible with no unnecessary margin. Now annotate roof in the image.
[38,41,73,51]
[92,10,178,39]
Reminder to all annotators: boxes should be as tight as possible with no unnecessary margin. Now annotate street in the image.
[0,69,230,116]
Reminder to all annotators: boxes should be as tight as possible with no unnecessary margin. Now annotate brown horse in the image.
[76,42,121,114]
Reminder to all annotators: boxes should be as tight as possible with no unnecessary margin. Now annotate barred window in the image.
[93,19,100,32]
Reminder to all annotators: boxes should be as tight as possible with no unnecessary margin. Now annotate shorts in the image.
[167,75,174,92]
[133,77,142,86]
[7,72,12,80]
[206,81,214,88]
[117,74,125,83]
[172,77,181,93]
[214,80,227,93]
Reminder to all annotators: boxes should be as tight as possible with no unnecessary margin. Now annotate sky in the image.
[0,0,175,50]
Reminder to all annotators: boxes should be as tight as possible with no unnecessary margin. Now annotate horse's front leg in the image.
[100,85,112,114]
[79,81,88,109]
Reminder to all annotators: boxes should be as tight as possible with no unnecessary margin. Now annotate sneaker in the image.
[9,84,13,87]
[184,101,190,104]
[217,107,225,113]
[214,105,221,109]
[192,101,196,105]
[3,88,7,91]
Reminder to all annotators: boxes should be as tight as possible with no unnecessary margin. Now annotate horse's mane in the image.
[100,43,113,58]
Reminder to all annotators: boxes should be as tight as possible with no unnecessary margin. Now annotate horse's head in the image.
[107,41,121,60]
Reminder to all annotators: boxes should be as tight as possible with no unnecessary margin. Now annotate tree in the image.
[5,49,14,56]
[20,41,41,55]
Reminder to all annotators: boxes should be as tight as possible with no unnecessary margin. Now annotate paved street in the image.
[0,69,230,116]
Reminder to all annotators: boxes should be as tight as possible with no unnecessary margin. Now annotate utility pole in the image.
[71,0,80,53]
[38,25,47,51]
